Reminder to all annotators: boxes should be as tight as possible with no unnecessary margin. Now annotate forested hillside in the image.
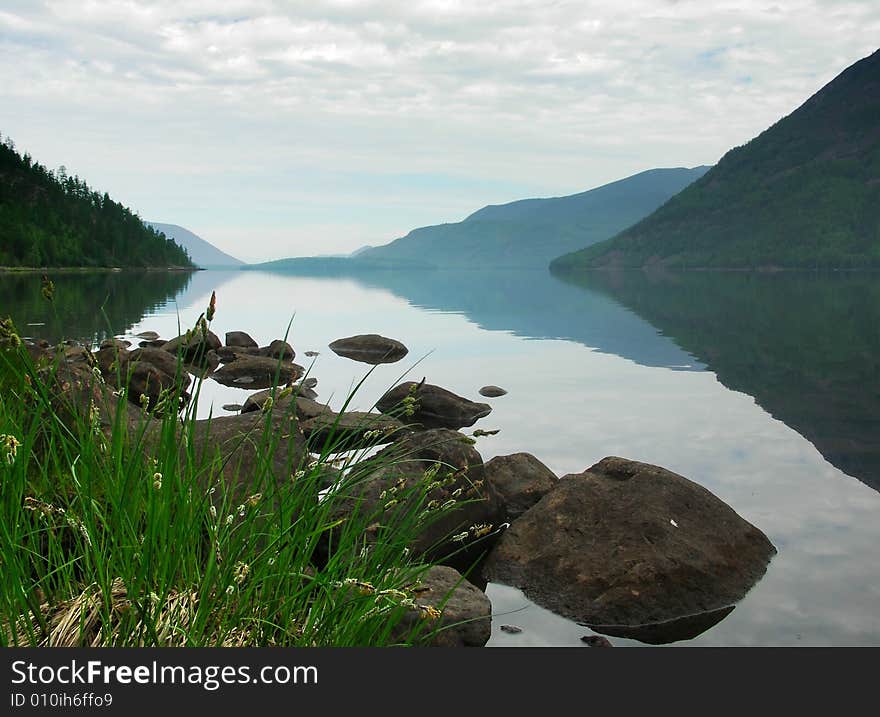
[0,134,193,268]
[551,48,880,271]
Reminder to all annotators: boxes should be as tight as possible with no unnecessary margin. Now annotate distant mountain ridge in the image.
[354,166,710,269]
[256,167,709,272]
[551,48,880,271]
[147,223,245,268]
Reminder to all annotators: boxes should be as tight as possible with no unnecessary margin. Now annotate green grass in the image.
[0,310,480,647]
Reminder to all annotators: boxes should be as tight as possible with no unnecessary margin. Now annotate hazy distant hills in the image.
[147,222,244,268]
[353,167,709,269]
[552,47,880,272]
[0,135,193,269]
[255,167,709,272]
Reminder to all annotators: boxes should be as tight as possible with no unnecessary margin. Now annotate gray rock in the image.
[300,411,408,453]
[329,334,409,364]
[240,390,323,416]
[210,356,303,389]
[135,331,160,341]
[185,410,308,505]
[581,635,614,647]
[484,453,557,520]
[125,360,189,412]
[225,331,258,348]
[93,343,130,378]
[376,381,491,430]
[215,345,262,363]
[482,456,776,634]
[130,347,186,380]
[392,566,492,647]
[326,429,505,566]
[479,385,507,398]
[161,329,222,364]
[258,339,295,361]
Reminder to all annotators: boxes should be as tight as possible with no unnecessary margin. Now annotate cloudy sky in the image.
[1,1,877,262]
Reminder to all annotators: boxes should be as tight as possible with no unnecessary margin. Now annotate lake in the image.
[4,267,880,647]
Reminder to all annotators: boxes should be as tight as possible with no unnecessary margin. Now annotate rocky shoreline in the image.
[22,326,777,647]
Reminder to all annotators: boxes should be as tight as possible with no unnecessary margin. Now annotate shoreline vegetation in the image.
[0,293,500,647]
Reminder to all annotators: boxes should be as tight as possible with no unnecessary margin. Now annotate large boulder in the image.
[482,456,776,635]
[483,453,557,520]
[210,356,303,389]
[392,566,492,647]
[376,381,491,430]
[329,334,409,364]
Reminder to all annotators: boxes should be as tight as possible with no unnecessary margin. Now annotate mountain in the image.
[146,223,245,268]
[0,134,193,269]
[551,48,880,271]
[350,167,710,269]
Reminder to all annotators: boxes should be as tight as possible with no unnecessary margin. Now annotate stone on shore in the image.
[326,429,505,566]
[210,356,303,389]
[483,453,557,520]
[300,411,407,452]
[225,331,258,348]
[391,566,492,647]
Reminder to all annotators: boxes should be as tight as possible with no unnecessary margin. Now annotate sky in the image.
[1,1,878,263]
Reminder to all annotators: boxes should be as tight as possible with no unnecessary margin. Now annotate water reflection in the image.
[561,270,880,493]
[0,270,194,345]
[252,265,702,371]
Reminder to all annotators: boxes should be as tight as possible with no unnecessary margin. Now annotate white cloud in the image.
[1,1,877,261]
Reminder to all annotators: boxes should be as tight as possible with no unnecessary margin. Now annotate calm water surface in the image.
[4,267,879,647]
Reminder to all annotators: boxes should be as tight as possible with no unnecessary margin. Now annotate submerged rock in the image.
[329,334,409,364]
[376,380,491,430]
[482,456,776,636]
[479,385,507,398]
